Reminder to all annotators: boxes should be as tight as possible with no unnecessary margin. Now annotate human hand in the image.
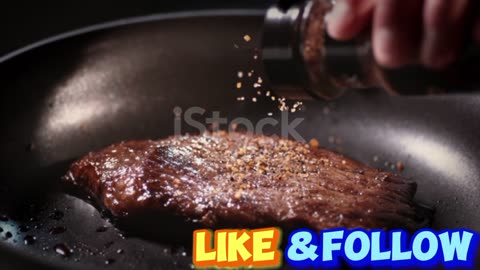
[326,0,479,69]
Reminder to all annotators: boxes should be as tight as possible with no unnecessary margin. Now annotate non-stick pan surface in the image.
[0,10,480,270]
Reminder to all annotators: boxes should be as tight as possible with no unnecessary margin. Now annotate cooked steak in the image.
[64,131,426,231]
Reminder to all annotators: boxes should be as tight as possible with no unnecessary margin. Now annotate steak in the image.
[63,132,427,232]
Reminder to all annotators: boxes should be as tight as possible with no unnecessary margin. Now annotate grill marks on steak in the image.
[64,132,425,231]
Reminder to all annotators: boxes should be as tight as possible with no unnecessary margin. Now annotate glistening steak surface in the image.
[64,132,425,231]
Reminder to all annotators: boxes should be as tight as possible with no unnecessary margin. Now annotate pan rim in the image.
[0,8,265,64]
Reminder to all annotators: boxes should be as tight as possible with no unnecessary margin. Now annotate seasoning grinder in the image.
[262,0,480,100]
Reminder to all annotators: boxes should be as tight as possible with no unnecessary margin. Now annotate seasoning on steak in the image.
[63,131,427,232]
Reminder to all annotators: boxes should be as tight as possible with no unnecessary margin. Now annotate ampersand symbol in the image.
[287,231,319,261]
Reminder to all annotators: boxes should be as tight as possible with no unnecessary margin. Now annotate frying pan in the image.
[0,8,480,270]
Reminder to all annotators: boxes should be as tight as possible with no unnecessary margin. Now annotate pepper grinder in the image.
[262,0,480,100]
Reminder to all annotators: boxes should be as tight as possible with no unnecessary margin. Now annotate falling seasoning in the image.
[293,101,303,109]
[289,101,303,113]
[105,259,115,265]
[278,97,288,111]
[309,138,320,148]
[233,43,305,113]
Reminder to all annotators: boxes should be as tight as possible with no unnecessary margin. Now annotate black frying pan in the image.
[0,9,480,270]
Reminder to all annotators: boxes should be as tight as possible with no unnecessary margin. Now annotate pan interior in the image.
[1,13,480,270]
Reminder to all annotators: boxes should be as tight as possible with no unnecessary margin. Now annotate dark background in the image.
[0,0,272,59]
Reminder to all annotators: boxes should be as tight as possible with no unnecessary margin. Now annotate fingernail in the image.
[325,0,351,24]
[325,1,355,39]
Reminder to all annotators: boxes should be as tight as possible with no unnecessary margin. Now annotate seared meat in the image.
[64,132,426,231]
